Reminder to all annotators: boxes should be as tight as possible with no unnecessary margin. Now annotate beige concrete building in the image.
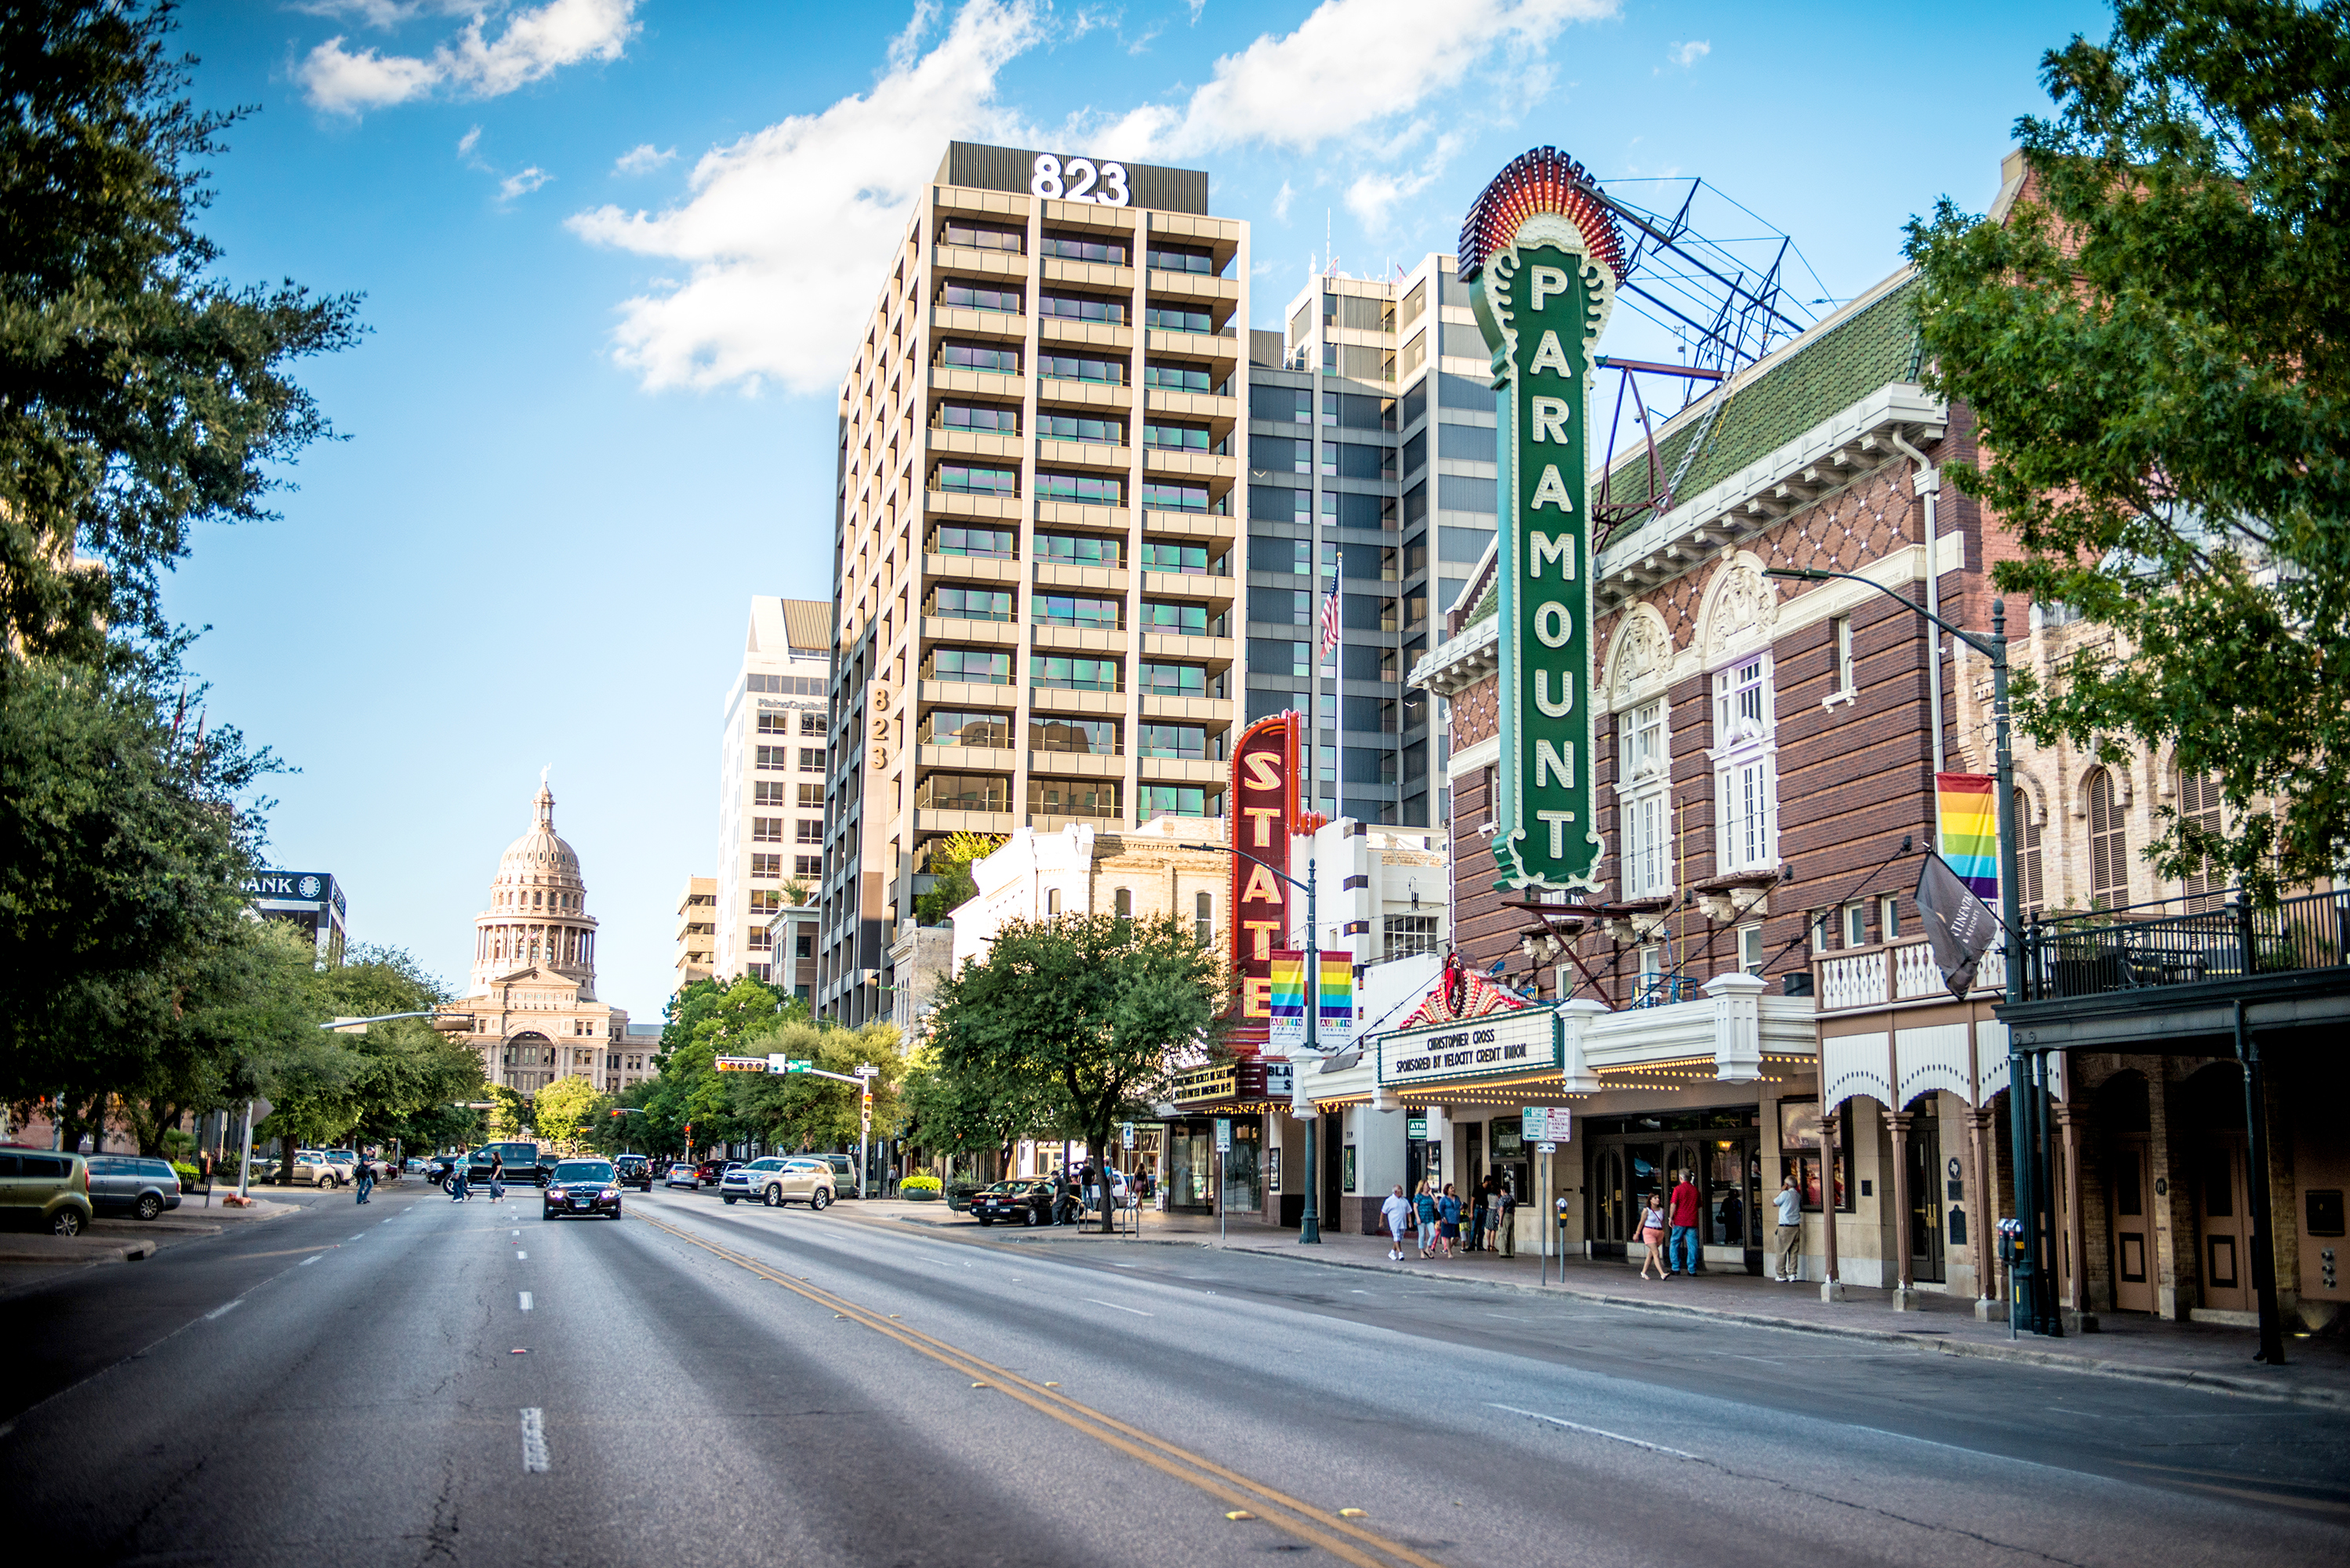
[819,142,1248,1023]
[674,875,715,990]
[442,776,652,1099]
[717,597,831,990]
[945,815,1234,975]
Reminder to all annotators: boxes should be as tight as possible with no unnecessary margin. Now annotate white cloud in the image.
[1187,0,1206,19]
[1272,179,1295,223]
[300,0,640,115]
[570,0,1615,394]
[500,166,555,200]
[1106,0,1617,159]
[1667,38,1709,67]
[456,125,482,158]
[568,0,1041,394]
[612,142,675,176]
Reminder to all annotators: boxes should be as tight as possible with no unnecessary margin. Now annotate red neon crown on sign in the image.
[1457,147,1627,286]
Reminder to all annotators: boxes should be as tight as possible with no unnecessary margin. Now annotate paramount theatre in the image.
[1284,147,2348,1351]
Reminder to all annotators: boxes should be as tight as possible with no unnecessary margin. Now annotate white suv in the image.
[721,1157,835,1210]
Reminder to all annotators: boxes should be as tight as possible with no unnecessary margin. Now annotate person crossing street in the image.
[354,1154,374,1205]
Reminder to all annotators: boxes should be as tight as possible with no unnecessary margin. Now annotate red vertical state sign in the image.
[1226,713,1302,1053]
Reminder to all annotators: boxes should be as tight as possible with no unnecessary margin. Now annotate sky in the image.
[162,0,2113,1023]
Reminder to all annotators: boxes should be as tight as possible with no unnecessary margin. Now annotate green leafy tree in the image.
[532,1075,599,1151]
[914,832,1001,926]
[897,1043,1048,1178]
[929,913,1222,1229]
[1906,0,2350,901]
[1,0,362,664]
[644,975,802,1154]
[727,1019,902,1157]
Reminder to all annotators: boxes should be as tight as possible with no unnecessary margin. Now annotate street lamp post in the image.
[1184,841,1321,1244]
[1762,571,2057,1337]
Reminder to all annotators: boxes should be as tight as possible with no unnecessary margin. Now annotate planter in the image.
[903,1189,940,1202]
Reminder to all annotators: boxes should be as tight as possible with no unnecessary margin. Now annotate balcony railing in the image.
[1815,938,2006,1011]
[2019,886,2350,1003]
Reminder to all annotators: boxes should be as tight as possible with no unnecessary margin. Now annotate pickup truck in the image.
[467,1142,550,1188]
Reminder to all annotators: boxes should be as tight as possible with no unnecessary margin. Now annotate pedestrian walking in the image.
[1668,1168,1702,1276]
[449,1162,469,1202]
[489,1150,506,1203]
[354,1155,374,1205]
[1493,1181,1516,1257]
[1380,1185,1411,1261]
[1638,1192,1669,1279]
[1413,1181,1438,1258]
[1436,1184,1462,1259]
[1773,1174,1803,1281]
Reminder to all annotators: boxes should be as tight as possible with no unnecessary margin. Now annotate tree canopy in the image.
[1907,0,2350,901]
[928,913,1222,1224]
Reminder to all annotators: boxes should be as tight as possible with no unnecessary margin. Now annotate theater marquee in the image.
[1460,147,1628,895]
[1377,1006,1561,1091]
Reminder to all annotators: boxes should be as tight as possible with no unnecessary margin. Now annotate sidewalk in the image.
[0,1190,299,1283]
[855,1197,2350,1410]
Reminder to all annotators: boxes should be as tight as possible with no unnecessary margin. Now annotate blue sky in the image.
[164,0,2110,1020]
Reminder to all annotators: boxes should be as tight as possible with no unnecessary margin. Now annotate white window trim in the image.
[1709,653,1779,875]
[1614,698,1673,898]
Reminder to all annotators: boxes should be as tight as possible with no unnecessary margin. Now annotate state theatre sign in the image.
[1461,147,1628,895]
[1226,712,1308,1047]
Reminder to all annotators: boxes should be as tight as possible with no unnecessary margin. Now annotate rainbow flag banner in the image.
[1269,951,1307,1053]
[1317,953,1357,1051]
[1936,771,2000,903]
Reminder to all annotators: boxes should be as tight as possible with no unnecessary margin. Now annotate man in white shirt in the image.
[1773,1174,1804,1281]
[1379,1185,1411,1261]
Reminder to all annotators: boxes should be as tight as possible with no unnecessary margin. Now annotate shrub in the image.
[172,1161,200,1185]
[900,1173,943,1192]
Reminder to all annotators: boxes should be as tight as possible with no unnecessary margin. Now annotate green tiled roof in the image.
[1466,584,1498,624]
[1595,274,1923,531]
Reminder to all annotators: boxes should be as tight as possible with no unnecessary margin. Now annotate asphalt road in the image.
[3,1180,2345,1566]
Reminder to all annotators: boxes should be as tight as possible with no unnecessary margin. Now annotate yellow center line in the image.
[634,1210,1444,1568]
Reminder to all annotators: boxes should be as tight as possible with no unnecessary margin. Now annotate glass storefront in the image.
[1164,1115,1262,1214]
[1583,1106,1767,1274]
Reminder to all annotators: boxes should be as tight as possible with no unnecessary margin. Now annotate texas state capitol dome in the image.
[446,775,649,1100]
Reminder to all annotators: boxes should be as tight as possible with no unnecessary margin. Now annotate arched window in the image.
[2087,768,2127,906]
[1195,890,1212,945]
[1113,887,1132,919]
[2016,789,2045,918]
[2179,769,2223,905]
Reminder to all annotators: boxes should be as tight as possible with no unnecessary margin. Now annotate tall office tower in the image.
[1252,256,1498,829]
[819,143,1248,1023]
[716,597,833,985]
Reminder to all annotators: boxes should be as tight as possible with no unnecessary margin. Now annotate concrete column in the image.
[2054,1100,2098,1332]
[1965,1105,1999,1319]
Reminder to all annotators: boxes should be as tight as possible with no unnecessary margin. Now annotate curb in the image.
[868,1214,2348,1412]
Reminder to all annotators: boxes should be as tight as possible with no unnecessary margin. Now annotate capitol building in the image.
[441,775,657,1099]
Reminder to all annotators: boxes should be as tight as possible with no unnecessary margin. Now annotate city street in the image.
[3,1183,2344,1566]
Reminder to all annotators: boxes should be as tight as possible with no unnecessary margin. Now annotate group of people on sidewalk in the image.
[1636,1169,1807,1282]
[1378,1175,1515,1261]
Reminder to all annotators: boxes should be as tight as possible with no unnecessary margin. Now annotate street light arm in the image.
[1761,567,1998,659]
[319,1011,449,1029]
[1179,842,1309,895]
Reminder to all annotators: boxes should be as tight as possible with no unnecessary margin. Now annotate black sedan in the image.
[969,1178,1057,1227]
[613,1155,652,1191]
[541,1160,623,1221]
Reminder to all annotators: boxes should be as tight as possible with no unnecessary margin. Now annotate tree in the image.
[532,1076,599,1151]
[898,1043,1048,1178]
[1,0,363,664]
[928,913,1222,1229]
[1906,0,2350,902]
[913,832,1001,926]
[726,1019,902,1157]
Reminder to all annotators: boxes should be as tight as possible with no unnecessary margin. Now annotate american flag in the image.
[1318,571,1341,658]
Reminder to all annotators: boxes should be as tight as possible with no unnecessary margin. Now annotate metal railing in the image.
[2021,886,2350,1002]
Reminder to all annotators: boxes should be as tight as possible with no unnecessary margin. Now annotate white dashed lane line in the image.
[1082,1298,1153,1317]
[520,1407,548,1473]
[516,1250,527,1260]
[204,1299,242,1320]
[1488,1403,1700,1460]
[299,1255,320,1267]
[519,1292,533,1311]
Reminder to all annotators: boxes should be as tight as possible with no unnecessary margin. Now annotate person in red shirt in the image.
[1667,1170,1702,1276]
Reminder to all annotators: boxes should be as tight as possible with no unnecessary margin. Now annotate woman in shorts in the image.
[1639,1191,1669,1279]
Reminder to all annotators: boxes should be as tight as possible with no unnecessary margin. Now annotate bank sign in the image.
[1378,1006,1560,1091]
[1461,148,1625,895]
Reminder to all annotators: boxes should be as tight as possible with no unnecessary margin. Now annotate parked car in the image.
[478,1142,550,1187]
[426,1154,461,1185]
[404,1157,430,1175]
[694,1157,734,1188]
[613,1155,652,1191]
[0,1148,94,1235]
[292,1150,342,1188]
[811,1152,858,1196]
[541,1159,622,1221]
[969,1178,1056,1227]
[664,1163,700,1191]
[85,1155,183,1221]
[721,1156,834,1210]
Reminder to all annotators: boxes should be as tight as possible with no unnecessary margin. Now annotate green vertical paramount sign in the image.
[1461,149,1625,895]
